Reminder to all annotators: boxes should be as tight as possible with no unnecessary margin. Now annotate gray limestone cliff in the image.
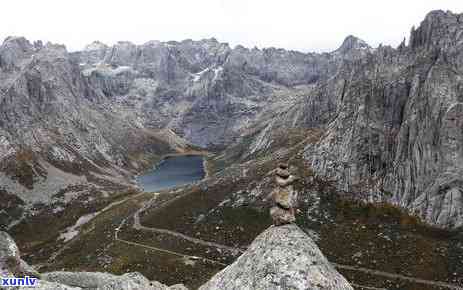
[0,32,366,229]
[301,10,463,229]
[230,10,463,229]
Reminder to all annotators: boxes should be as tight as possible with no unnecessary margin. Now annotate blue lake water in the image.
[137,155,205,192]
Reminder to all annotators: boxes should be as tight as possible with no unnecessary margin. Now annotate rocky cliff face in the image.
[199,224,353,290]
[2,9,463,232]
[0,231,39,278]
[0,32,367,229]
[221,10,463,229]
[71,37,345,148]
[0,37,188,229]
[301,10,463,229]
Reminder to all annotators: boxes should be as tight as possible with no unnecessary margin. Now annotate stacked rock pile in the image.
[269,163,298,225]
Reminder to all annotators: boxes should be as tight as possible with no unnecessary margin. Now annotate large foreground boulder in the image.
[42,271,187,290]
[0,231,39,278]
[199,224,353,290]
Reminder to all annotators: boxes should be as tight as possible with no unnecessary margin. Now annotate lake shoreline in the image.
[157,150,212,180]
[136,153,210,193]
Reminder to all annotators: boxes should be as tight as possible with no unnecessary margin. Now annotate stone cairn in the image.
[269,163,298,225]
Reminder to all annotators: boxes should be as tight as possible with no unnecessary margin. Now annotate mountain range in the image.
[0,8,463,290]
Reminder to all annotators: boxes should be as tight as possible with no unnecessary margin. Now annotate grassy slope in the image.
[10,128,462,290]
[138,129,463,289]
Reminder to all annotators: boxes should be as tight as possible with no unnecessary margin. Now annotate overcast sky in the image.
[1,0,463,52]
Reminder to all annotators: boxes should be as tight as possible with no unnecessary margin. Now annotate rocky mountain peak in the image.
[423,9,459,23]
[335,35,370,53]
[0,36,34,69]
[2,36,32,49]
[199,224,353,290]
[409,9,463,49]
[84,40,108,52]
[103,41,138,66]
[195,37,219,45]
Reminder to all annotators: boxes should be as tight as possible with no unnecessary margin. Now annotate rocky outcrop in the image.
[199,224,353,290]
[333,35,371,55]
[0,231,39,278]
[72,36,367,148]
[3,9,463,232]
[0,231,187,290]
[300,10,463,229]
[41,272,188,290]
[0,36,187,229]
[232,10,463,229]
[198,169,351,289]
[2,225,352,290]
[0,31,369,230]
[2,272,187,290]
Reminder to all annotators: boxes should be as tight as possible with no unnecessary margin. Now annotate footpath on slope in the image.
[53,162,463,290]
[112,191,463,290]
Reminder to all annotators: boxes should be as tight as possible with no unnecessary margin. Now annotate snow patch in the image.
[82,65,134,77]
[212,66,223,82]
[111,66,132,75]
[59,212,98,242]
[0,161,86,204]
[192,67,210,82]
[84,41,107,51]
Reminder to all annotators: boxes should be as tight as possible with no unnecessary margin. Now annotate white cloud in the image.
[1,0,462,52]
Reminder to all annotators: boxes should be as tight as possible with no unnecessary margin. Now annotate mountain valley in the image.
[1,9,463,290]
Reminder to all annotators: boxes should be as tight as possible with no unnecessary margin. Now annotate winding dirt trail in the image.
[133,211,243,254]
[349,283,387,290]
[130,192,245,254]
[55,184,461,289]
[332,263,463,290]
[113,191,463,290]
[114,214,227,267]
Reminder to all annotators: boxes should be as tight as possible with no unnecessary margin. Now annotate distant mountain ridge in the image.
[1,9,463,233]
[231,9,463,229]
[0,30,368,229]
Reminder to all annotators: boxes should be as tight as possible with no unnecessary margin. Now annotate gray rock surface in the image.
[2,9,463,232]
[0,31,365,229]
[269,164,298,225]
[71,35,367,148]
[6,280,81,290]
[0,231,39,278]
[0,230,20,275]
[301,10,463,229]
[230,10,463,229]
[42,272,122,288]
[199,224,353,290]
[0,36,188,229]
[0,231,188,290]
[42,271,187,289]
